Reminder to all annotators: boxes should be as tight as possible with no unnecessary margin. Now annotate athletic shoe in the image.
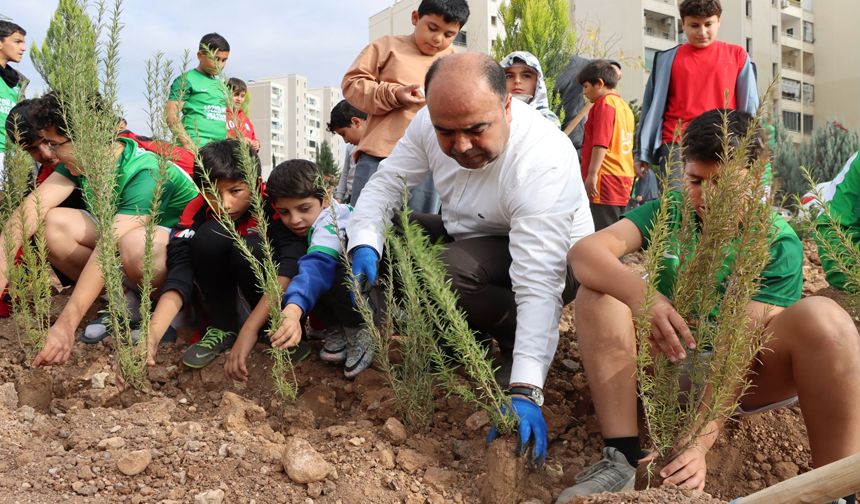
[81,288,142,343]
[343,326,374,379]
[319,329,348,363]
[287,339,312,362]
[181,328,236,369]
[555,447,635,502]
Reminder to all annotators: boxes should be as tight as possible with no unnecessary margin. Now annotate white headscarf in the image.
[499,51,560,127]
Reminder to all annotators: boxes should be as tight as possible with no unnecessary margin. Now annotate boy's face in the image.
[684,158,721,218]
[682,15,721,49]
[232,90,246,108]
[334,117,366,146]
[411,12,461,56]
[581,80,606,103]
[0,31,26,64]
[197,50,229,76]
[41,126,79,174]
[504,62,538,99]
[22,135,59,167]
[271,196,325,237]
[205,178,253,221]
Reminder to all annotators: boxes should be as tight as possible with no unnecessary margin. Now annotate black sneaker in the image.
[288,339,312,362]
[181,328,236,369]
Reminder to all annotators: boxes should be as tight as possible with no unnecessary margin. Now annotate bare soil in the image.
[0,242,849,503]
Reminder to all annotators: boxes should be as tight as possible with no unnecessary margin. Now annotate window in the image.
[802,82,814,104]
[772,25,778,43]
[772,63,778,79]
[782,111,801,132]
[745,0,752,16]
[745,38,752,53]
[454,31,467,47]
[781,78,801,101]
[803,114,814,134]
[802,21,814,42]
[491,15,497,27]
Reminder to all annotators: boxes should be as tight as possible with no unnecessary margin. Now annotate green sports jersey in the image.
[168,69,227,148]
[54,137,199,228]
[814,152,860,290]
[624,191,803,308]
[0,74,20,153]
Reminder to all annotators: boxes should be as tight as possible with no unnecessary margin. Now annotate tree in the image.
[315,140,339,178]
[772,120,860,198]
[491,0,576,117]
[29,0,99,92]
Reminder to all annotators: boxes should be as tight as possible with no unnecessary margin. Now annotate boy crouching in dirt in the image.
[267,160,374,379]
[558,109,860,503]
[144,139,308,375]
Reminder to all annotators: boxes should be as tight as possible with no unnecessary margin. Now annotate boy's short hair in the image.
[417,0,470,27]
[327,100,367,132]
[5,99,40,146]
[199,33,230,53]
[267,159,327,203]
[227,77,247,94]
[683,109,764,165]
[31,92,113,139]
[679,0,722,19]
[195,139,260,186]
[426,54,506,101]
[0,20,26,40]
[576,60,620,89]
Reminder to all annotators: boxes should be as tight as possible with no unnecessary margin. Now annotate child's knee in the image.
[779,297,859,353]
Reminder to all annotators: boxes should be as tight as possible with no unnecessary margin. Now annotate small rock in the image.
[117,449,152,476]
[423,467,455,491]
[774,461,799,480]
[465,411,489,431]
[307,481,323,498]
[282,437,333,484]
[78,465,96,480]
[19,406,35,422]
[383,417,408,444]
[427,491,445,504]
[348,437,365,446]
[219,392,266,432]
[194,489,226,504]
[560,359,581,372]
[72,480,97,496]
[109,425,122,433]
[91,372,110,390]
[98,437,126,450]
[227,444,246,458]
[396,449,431,474]
[377,448,395,469]
[0,382,18,410]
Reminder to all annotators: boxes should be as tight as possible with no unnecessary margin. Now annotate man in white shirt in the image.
[347,53,593,465]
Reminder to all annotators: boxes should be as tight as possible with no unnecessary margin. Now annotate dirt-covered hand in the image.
[394,84,426,107]
[648,293,695,362]
[32,324,74,367]
[269,312,302,350]
[486,397,547,467]
[660,443,708,490]
[224,347,250,383]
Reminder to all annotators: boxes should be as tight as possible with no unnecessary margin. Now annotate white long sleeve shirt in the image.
[347,99,594,389]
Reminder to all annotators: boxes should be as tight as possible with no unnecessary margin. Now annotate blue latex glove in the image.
[486,397,548,467]
[351,246,379,285]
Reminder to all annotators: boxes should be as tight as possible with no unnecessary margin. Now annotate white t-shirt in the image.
[347,99,593,388]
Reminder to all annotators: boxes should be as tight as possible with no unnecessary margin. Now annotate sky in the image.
[3,0,397,133]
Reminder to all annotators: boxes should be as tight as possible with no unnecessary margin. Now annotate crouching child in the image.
[267,159,374,379]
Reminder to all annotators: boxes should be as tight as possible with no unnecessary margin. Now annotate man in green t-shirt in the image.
[558,110,860,502]
[0,93,198,368]
[0,20,27,186]
[167,33,230,150]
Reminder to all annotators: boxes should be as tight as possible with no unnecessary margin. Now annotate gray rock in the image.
[282,437,333,484]
[194,489,225,504]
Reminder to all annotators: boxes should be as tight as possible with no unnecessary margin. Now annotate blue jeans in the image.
[350,153,441,214]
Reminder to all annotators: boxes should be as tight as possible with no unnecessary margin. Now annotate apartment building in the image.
[368,0,502,54]
[246,75,344,177]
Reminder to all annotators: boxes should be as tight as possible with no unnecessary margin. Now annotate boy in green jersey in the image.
[167,33,230,150]
[0,93,198,367]
[559,109,860,502]
[0,20,27,187]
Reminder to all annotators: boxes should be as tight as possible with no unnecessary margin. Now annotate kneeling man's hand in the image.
[487,397,548,468]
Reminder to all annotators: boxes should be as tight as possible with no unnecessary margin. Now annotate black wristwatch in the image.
[509,385,544,407]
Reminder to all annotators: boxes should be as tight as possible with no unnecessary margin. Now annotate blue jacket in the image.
[634,44,759,165]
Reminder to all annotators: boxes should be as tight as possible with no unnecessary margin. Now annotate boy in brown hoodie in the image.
[341,0,469,211]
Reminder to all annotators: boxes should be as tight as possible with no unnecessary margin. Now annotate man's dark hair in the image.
[227,77,247,94]
[679,0,722,19]
[194,139,260,186]
[31,92,110,139]
[576,60,620,89]
[0,20,25,41]
[5,99,41,147]
[426,54,507,101]
[267,159,326,203]
[327,100,367,132]
[417,0,470,27]
[683,109,763,165]
[199,33,230,53]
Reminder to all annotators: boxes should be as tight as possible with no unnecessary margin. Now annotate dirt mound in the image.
[0,243,852,502]
[567,487,726,503]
